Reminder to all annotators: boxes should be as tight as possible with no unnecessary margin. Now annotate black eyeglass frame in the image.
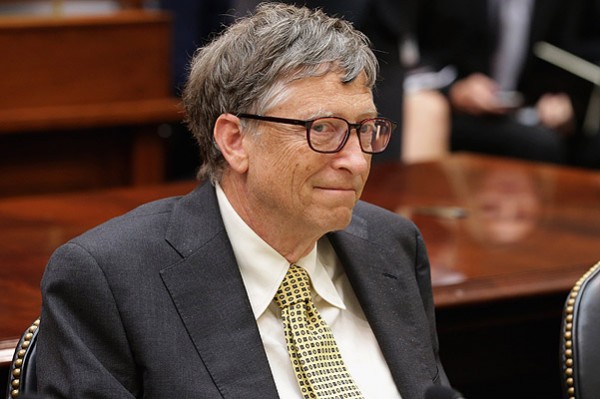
[236,113,397,154]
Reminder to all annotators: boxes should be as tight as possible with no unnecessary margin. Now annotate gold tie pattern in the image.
[274,264,364,399]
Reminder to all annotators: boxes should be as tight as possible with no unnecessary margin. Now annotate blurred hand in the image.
[448,73,510,115]
[536,93,575,135]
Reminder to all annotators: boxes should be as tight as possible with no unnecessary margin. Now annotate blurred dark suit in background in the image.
[416,0,599,167]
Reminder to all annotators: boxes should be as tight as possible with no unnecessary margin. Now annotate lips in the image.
[313,186,360,204]
[314,186,358,196]
[313,180,361,192]
[315,186,355,191]
[312,177,365,199]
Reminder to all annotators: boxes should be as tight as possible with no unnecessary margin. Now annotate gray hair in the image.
[182,2,379,183]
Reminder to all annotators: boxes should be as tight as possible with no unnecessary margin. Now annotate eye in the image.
[359,120,377,134]
[311,119,339,134]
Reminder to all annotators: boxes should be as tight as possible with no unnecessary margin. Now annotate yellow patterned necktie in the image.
[274,264,364,399]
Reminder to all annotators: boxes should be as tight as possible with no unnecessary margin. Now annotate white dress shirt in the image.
[215,184,402,399]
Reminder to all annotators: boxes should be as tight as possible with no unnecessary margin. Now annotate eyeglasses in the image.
[236,113,396,154]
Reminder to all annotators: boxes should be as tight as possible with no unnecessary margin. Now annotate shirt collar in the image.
[215,183,345,319]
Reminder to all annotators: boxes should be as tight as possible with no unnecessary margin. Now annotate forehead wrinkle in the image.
[302,99,377,120]
[306,108,332,119]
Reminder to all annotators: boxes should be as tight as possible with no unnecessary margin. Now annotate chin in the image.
[317,208,354,233]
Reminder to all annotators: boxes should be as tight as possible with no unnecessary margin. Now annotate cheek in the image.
[260,144,301,181]
[280,151,327,210]
[278,145,317,191]
[252,143,312,191]
[247,131,324,203]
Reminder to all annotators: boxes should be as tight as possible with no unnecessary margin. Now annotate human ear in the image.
[213,113,249,174]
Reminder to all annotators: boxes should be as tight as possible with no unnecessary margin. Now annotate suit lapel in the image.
[159,183,279,399]
[329,213,438,399]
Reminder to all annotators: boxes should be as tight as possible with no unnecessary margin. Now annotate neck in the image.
[219,173,320,263]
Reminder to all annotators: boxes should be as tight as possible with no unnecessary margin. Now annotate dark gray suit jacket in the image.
[37,182,447,398]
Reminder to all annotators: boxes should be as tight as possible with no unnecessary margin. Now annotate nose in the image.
[332,128,371,175]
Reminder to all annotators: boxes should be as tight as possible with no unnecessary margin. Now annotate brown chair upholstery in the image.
[6,318,39,399]
[561,261,600,399]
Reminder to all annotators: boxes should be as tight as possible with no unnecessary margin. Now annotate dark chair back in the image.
[6,319,39,399]
[561,261,600,399]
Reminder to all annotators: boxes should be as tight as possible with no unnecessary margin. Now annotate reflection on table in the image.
[363,153,600,308]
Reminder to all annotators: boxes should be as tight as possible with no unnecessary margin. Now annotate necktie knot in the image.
[274,264,312,309]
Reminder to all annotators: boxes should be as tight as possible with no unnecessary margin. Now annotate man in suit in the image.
[416,0,592,165]
[37,3,448,398]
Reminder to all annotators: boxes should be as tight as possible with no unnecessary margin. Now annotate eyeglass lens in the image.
[308,117,392,153]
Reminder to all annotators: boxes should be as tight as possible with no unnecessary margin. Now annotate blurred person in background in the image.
[410,0,596,167]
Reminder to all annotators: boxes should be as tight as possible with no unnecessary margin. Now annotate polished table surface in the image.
[1,153,600,366]
[361,153,600,308]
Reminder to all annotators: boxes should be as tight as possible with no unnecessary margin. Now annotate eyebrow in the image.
[304,108,379,121]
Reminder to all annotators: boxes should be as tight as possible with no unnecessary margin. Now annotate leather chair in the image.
[560,261,600,399]
[6,318,39,399]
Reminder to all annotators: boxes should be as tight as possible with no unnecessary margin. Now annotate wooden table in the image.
[1,153,599,397]
[361,154,600,308]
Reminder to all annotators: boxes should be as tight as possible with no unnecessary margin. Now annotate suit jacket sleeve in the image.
[38,242,140,398]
